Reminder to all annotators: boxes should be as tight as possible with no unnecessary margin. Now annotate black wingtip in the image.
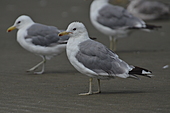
[128,24,162,30]
[90,37,97,40]
[145,24,162,30]
[129,66,152,78]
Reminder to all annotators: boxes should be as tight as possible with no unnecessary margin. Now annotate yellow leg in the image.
[109,37,113,50]
[109,36,117,51]
[113,38,117,52]
[79,78,93,95]
[93,79,101,94]
[27,56,46,74]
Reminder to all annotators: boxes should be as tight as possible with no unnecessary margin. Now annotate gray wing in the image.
[97,4,144,29]
[76,39,130,75]
[135,0,170,15]
[25,23,69,47]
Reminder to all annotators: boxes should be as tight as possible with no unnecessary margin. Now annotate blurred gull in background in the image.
[90,0,161,51]
[127,0,170,20]
[7,15,69,74]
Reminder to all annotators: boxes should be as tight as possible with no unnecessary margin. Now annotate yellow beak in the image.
[7,26,16,32]
[58,31,72,36]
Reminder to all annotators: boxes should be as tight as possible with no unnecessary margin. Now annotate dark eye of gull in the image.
[73,28,76,31]
[17,21,21,24]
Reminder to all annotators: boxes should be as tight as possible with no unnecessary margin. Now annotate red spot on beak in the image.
[59,34,63,36]
[7,30,11,32]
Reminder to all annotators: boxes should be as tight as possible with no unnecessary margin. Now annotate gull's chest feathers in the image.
[66,37,80,59]
[66,35,89,58]
[17,24,34,46]
[17,29,30,47]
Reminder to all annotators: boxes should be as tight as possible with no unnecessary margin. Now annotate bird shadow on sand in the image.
[115,49,165,54]
[43,70,78,75]
[99,90,146,95]
[26,70,78,75]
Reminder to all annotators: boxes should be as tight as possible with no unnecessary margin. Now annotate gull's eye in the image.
[17,21,21,24]
[73,28,76,31]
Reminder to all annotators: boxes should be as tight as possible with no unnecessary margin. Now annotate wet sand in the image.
[1,0,170,112]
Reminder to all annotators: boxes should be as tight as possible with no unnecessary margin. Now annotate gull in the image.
[7,15,69,74]
[90,0,161,51]
[127,0,170,21]
[58,22,153,95]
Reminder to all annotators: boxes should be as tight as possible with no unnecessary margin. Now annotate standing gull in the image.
[59,22,153,95]
[90,0,161,51]
[7,15,69,74]
[127,0,170,20]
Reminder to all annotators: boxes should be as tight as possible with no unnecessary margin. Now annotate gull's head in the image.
[7,15,34,32]
[58,22,88,38]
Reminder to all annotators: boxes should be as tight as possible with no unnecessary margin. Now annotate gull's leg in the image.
[93,79,101,94]
[113,38,117,52]
[109,36,113,50]
[79,78,93,96]
[34,56,46,74]
[109,36,117,51]
[34,58,46,74]
[27,56,46,74]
